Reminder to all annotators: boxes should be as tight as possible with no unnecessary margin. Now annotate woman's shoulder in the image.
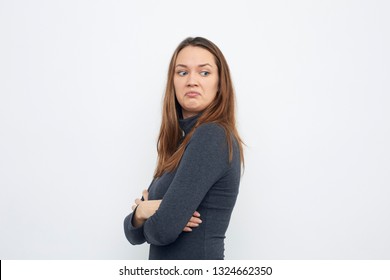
[186,123,229,160]
[192,122,226,140]
[193,123,240,151]
[190,122,237,149]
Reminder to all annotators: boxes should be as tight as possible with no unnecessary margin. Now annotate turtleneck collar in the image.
[178,113,201,135]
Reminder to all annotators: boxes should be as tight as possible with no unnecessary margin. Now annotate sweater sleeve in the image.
[123,210,146,245]
[143,123,230,246]
[123,179,156,245]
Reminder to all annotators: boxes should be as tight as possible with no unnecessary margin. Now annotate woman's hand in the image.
[131,189,202,231]
[183,211,202,232]
[132,190,161,228]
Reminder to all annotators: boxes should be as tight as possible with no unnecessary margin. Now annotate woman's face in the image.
[174,46,219,119]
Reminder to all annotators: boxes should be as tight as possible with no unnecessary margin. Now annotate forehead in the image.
[176,46,215,66]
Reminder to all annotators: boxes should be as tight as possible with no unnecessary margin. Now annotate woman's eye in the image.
[177,71,187,76]
[200,71,210,76]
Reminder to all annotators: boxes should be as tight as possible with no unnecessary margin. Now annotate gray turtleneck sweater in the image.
[123,115,241,259]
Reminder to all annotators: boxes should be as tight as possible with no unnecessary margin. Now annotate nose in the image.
[186,72,198,87]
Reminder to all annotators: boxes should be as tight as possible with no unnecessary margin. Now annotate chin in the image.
[183,104,201,112]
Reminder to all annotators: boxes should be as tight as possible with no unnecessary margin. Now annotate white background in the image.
[0,0,389,259]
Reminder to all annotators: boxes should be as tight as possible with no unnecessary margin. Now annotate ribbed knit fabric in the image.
[124,114,241,259]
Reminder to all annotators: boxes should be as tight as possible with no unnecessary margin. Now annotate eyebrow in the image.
[175,63,213,68]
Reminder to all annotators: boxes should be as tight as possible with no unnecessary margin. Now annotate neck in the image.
[182,110,198,119]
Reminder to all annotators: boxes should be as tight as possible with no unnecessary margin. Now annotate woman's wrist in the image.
[132,205,146,228]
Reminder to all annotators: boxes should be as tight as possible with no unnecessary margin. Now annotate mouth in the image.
[185,91,201,97]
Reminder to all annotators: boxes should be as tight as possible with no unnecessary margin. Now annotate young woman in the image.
[124,37,244,260]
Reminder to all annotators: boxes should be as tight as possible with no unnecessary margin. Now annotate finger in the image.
[186,222,200,228]
[193,211,201,217]
[142,189,149,201]
[183,227,192,232]
[189,217,202,224]
[135,198,142,205]
[131,204,137,211]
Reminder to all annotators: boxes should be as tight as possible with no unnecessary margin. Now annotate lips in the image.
[185,91,200,97]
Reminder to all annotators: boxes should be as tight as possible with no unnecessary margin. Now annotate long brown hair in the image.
[154,37,244,178]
